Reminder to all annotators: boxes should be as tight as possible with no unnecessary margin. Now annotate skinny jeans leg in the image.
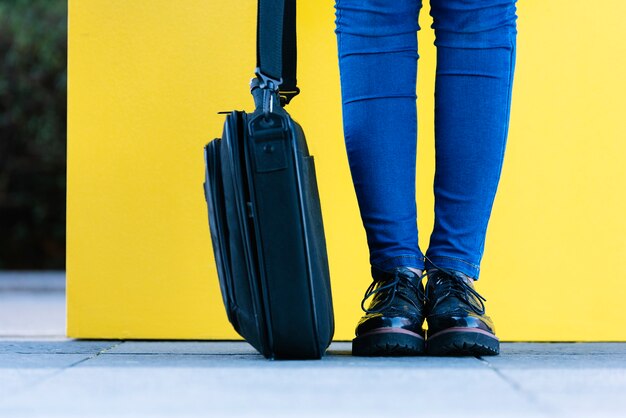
[425,0,518,279]
[334,0,425,273]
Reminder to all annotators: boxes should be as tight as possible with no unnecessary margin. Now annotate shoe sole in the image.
[426,328,499,356]
[352,328,425,357]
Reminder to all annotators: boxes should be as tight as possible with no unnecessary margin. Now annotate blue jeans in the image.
[334,0,518,279]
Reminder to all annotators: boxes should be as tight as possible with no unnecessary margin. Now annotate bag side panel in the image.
[204,140,238,329]
[220,112,270,356]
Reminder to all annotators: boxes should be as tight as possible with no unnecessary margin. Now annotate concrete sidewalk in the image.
[1,273,625,418]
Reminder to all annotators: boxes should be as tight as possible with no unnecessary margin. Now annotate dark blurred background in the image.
[0,0,67,270]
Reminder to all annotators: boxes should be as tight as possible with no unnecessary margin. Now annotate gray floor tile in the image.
[495,368,626,417]
[0,352,539,418]
[0,353,90,398]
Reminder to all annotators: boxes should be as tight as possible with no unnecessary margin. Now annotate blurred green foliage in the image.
[0,0,67,269]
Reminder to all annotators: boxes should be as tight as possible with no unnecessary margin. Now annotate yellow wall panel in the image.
[67,0,626,340]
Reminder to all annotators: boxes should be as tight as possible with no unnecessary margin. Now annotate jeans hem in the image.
[371,254,425,273]
[424,255,481,280]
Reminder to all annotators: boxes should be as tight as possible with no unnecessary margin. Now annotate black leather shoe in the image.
[424,267,499,356]
[352,266,427,356]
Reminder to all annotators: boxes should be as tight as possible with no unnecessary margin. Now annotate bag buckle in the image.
[252,68,300,107]
[254,67,282,91]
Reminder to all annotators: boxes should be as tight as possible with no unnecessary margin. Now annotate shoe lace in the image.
[360,268,427,314]
[423,255,487,315]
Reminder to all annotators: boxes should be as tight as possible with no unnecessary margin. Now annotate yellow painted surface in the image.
[67,0,626,340]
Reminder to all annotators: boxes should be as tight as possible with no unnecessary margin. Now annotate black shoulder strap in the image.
[255,0,300,106]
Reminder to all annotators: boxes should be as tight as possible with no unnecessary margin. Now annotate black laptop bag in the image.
[202,0,334,359]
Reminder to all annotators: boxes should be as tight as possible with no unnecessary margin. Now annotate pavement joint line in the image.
[102,352,259,356]
[7,341,125,396]
[475,355,555,416]
[0,340,125,355]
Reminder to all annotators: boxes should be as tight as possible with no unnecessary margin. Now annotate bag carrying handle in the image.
[255,0,300,107]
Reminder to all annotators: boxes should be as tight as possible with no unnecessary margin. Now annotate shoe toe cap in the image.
[427,312,496,337]
[356,312,425,337]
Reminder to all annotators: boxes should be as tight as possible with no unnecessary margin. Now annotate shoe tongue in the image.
[428,269,462,285]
